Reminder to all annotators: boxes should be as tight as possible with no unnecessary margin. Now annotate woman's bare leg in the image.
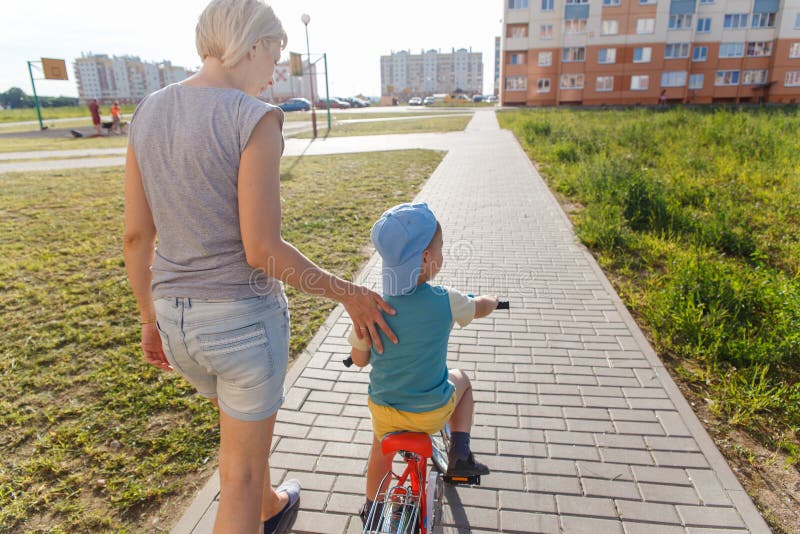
[212,406,287,533]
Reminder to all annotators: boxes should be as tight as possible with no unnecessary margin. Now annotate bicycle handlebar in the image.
[342,299,510,367]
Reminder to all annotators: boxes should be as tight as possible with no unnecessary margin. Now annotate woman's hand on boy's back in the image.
[342,285,398,353]
[474,295,500,319]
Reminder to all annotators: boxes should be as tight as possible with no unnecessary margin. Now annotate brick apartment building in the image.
[501,0,800,105]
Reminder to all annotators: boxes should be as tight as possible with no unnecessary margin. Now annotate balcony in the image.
[505,37,529,51]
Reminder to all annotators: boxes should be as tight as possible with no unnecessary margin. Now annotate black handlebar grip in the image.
[497,300,510,310]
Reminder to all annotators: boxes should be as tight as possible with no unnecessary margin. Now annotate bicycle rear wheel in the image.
[424,470,444,533]
[430,424,450,474]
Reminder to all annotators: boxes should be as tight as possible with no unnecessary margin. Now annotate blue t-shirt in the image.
[348,283,475,412]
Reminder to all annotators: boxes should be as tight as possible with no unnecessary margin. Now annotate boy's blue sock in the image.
[450,431,470,460]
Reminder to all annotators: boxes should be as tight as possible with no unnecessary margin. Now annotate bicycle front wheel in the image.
[430,424,450,474]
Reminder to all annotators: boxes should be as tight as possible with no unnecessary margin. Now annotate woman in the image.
[122,1,397,532]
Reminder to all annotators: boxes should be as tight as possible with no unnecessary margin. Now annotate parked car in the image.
[484,95,498,104]
[339,97,368,108]
[423,96,435,106]
[472,94,484,103]
[408,97,423,106]
[278,97,311,112]
[316,97,351,109]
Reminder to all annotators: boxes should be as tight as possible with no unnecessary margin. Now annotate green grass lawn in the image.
[0,149,442,531]
[0,105,137,123]
[0,135,130,154]
[295,115,472,138]
[498,106,800,459]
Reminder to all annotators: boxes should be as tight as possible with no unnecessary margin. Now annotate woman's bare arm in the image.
[238,112,397,352]
[123,145,171,371]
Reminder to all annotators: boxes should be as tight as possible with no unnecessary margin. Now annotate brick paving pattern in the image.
[172,110,769,533]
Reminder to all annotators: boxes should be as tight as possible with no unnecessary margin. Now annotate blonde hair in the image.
[196,0,287,68]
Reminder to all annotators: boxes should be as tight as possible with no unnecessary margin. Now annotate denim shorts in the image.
[154,291,290,422]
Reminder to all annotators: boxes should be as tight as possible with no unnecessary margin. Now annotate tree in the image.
[1,87,27,109]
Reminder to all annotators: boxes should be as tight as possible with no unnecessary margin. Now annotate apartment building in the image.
[74,53,191,104]
[501,0,800,105]
[495,36,503,94]
[380,48,484,97]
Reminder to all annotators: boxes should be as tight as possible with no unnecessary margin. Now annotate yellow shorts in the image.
[368,392,456,439]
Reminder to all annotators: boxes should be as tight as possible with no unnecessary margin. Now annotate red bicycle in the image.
[355,300,509,533]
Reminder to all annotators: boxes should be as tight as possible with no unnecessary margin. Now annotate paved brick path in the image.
[173,110,769,533]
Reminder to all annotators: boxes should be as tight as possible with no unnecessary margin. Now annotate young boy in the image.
[347,202,500,524]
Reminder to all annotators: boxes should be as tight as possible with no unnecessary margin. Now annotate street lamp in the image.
[301,13,318,138]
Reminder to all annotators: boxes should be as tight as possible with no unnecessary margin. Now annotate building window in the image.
[696,17,712,33]
[601,20,619,35]
[747,41,773,57]
[506,24,529,38]
[796,14,800,28]
[537,78,551,92]
[693,46,708,62]
[562,47,586,62]
[631,75,649,90]
[790,43,800,58]
[603,0,620,5]
[742,70,768,85]
[596,76,614,91]
[565,0,588,3]
[508,0,529,8]
[665,43,690,59]
[723,13,748,29]
[598,48,617,64]
[538,51,552,66]
[541,0,553,11]
[661,71,687,87]
[751,12,776,29]
[633,47,652,63]
[786,71,800,86]
[640,0,656,4]
[637,18,655,34]
[540,24,553,39]
[565,19,588,33]
[505,76,527,91]
[699,0,714,4]
[560,73,585,89]
[715,70,740,86]
[719,43,745,58]
[509,53,527,65]
[669,14,693,30]
[689,74,704,89]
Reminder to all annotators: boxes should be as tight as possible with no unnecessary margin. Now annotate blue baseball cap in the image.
[371,202,438,296]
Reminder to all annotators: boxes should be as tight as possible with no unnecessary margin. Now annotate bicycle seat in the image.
[381,431,432,458]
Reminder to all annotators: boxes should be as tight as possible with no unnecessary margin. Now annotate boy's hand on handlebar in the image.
[474,295,500,319]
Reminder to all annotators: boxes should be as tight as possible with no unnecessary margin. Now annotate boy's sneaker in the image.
[359,500,383,530]
[447,451,490,477]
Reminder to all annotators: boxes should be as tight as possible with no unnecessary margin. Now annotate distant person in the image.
[88,98,102,136]
[110,101,122,134]
[659,89,667,106]
[123,0,397,532]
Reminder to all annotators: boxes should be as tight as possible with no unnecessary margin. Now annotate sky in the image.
[1,0,504,99]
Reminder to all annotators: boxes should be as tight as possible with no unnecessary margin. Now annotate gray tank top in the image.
[129,83,284,299]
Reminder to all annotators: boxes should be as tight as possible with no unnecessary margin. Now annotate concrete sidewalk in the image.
[173,110,769,533]
[0,131,464,174]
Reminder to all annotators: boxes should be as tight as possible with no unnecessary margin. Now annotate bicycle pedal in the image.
[443,474,481,485]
